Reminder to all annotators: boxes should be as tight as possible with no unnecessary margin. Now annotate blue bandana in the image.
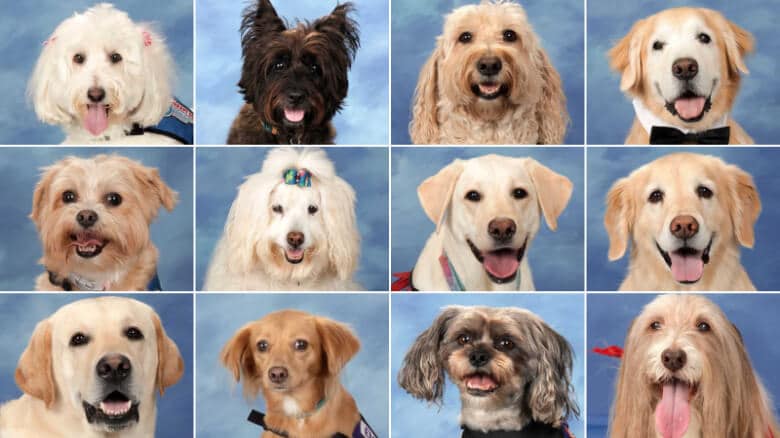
[283,168,312,187]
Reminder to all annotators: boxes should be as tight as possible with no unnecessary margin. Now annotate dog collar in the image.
[632,99,728,136]
[391,270,419,291]
[461,421,574,438]
[260,120,305,144]
[440,251,522,291]
[262,120,280,136]
[127,97,194,144]
[247,410,377,438]
[47,270,162,291]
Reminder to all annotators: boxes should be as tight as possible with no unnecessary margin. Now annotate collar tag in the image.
[68,273,105,291]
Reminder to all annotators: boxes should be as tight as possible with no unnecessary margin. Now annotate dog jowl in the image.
[228,0,360,145]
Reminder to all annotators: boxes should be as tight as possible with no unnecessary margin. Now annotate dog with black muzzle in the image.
[398,306,579,437]
[227,0,360,145]
[408,154,573,291]
[609,7,754,144]
[0,297,184,438]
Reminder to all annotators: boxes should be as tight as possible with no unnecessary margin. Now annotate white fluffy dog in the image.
[204,148,361,291]
[29,3,180,145]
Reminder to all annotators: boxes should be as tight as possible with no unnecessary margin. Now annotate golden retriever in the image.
[410,0,568,145]
[411,154,573,291]
[0,297,184,438]
[605,153,761,291]
[609,8,754,144]
[221,309,370,438]
[611,294,779,438]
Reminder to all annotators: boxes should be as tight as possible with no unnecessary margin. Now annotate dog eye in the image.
[457,334,471,345]
[512,188,528,199]
[62,190,78,203]
[502,29,517,42]
[272,205,283,214]
[310,63,321,74]
[458,32,473,44]
[697,322,711,332]
[465,190,481,202]
[125,327,144,340]
[105,192,122,206]
[73,53,85,64]
[696,185,713,199]
[308,205,318,215]
[273,61,287,71]
[697,33,711,44]
[650,321,662,331]
[257,340,269,352]
[109,52,122,64]
[648,190,664,203]
[70,332,90,347]
[496,338,515,350]
[294,339,308,351]
[652,41,665,51]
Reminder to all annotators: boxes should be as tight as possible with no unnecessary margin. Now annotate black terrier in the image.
[227,0,360,144]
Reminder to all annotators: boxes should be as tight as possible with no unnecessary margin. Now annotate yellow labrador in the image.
[0,297,184,438]
[605,153,760,291]
[609,8,754,144]
[411,154,573,291]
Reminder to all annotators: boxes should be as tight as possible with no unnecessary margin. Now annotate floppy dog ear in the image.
[533,47,568,144]
[610,317,651,436]
[134,26,173,127]
[418,160,465,232]
[316,317,360,376]
[15,320,56,407]
[609,19,647,95]
[153,314,184,396]
[127,157,179,216]
[221,173,274,274]
[605,177,633,260]
[707,10,754,75]
[727,165,761,248]
[220,323,262,398]
[323,177,360,281]
[525,159,573,231]
[238,0,286,103]
[410,43,443,144]
[525,317,579,426]
[28,35,71,125]
[397,307,458,404]
[30,160,67,229]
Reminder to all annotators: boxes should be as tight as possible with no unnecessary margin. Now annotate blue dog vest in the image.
[129,97,193,144]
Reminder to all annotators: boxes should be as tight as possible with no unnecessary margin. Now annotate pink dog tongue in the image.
[284,108,305,123]
[655,381,691,438]
[85,104,108,135]
[674,97,706,120]
[482,250,519,279]
[465,375,497,391]
[669,252,703,283]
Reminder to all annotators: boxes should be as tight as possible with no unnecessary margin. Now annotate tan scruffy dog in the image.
[410,0,568,145]
[31,155,178,291]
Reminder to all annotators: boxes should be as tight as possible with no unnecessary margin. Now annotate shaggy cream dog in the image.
[610,294,779,438]
[411,154,572,291]
[410,0,568,145]
[605,153,760,291]
[609,8,754,144]
[29,4,181,145]
[204,148,361,291]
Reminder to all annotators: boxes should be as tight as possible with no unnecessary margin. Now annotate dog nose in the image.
[468,349,492,367]
[76,210,99,228]
[670,215,699,240]
[661,348,687,372]
[287,91,305,105]
[488,217,516,243]
[87,87,106,103]
[672,58,698,81]
[477,57,502,76]
[286,231,304,248]
[96,354,132,384]
[268,366,289,384]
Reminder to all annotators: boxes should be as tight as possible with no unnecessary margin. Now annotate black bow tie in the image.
[649,126,730,144]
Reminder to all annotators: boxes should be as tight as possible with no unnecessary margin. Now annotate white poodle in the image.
[29,3,189,145]
[204,148,361,291]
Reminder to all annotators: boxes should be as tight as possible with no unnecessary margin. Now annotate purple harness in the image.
[248,410,377,438]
